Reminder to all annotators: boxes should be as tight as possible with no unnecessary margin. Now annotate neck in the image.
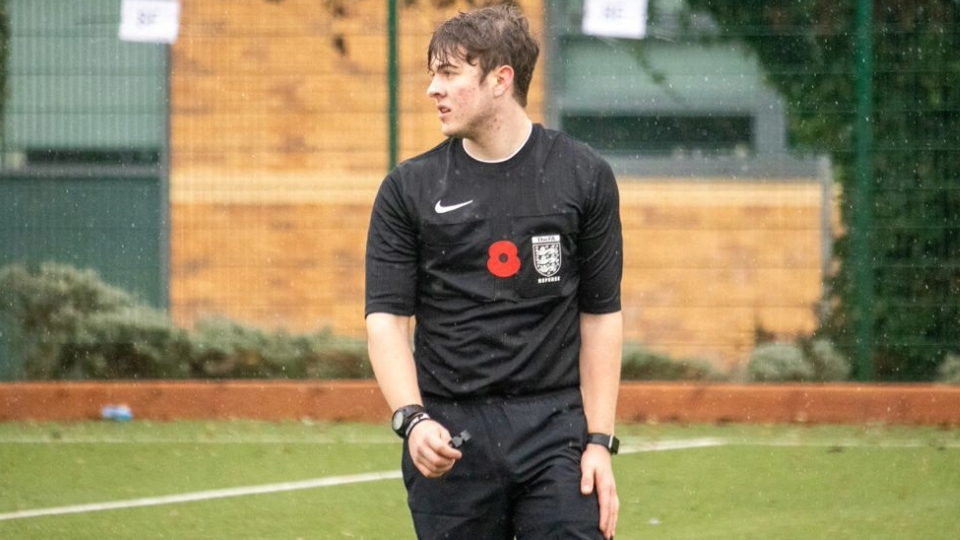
[463,108,533,162]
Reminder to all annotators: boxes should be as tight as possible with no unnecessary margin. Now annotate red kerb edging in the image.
[1,381,959,425]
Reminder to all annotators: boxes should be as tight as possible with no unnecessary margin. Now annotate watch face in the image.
[392,410,405,431]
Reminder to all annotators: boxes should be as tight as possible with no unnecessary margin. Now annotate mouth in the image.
[437,106,451,117]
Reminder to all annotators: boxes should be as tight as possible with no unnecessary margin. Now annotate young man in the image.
[365,5,623,539]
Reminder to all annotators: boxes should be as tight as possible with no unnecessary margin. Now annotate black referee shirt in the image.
[365,124,622,399]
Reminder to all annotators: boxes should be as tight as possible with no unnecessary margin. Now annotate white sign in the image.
[582,0,648,40]
[119,0,181,44]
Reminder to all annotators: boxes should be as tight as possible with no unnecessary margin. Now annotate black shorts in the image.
[402,388,603,540]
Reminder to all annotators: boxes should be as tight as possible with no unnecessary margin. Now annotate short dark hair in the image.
[427,4,540,107]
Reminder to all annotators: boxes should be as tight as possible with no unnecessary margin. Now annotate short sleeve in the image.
[365,174,419,317]
[576,158,623,314]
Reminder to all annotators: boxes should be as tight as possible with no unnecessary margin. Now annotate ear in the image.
[491,65,515,98]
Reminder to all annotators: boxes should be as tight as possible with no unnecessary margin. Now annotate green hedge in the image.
[747,339,851,383]
[0,263,371,380]
[1,263,724,382]
[621,343,719,381]
[938,354,960,385]
[15,263,939,384]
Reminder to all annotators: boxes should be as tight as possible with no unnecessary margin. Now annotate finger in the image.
[597,483,610,535]
[580,465,594,495]
[610,495,619,539]
[427,429,462,462]
[433,442,463,461]
[416,443,461,477]
[597,480,619,539]
[608,495,619,539]
[601,491,619,538]
[414,451,452,477]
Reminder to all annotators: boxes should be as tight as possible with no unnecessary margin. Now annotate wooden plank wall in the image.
[170,176,829,371]
[618,180,828,368]
[169,0,828,371]
[170,0,545,174]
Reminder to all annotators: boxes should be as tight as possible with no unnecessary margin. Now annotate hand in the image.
[407,419,463,478]
[581,444,619,539]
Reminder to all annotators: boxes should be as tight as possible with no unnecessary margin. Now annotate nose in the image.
[426,74,443,99]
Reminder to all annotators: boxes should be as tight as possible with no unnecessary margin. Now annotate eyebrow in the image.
[429,60,459,74]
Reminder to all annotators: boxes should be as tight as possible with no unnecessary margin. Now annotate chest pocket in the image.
[420,219,495,300]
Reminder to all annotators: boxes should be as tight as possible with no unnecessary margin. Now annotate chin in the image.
[440,126,461,138]
[440,120,471,139]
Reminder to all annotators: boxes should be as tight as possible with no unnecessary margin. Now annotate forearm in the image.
[366,312,422,411]
[579,311,623,434]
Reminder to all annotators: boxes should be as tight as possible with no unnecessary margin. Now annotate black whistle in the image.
[450,430,471,449]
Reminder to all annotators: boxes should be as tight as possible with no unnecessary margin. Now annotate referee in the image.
[365,5,623,539]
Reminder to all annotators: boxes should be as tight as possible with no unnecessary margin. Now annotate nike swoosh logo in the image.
[434,199,474,214]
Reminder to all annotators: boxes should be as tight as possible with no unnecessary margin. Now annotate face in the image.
[426,53,498,140]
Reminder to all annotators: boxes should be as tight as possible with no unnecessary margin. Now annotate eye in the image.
[432,63,458,78]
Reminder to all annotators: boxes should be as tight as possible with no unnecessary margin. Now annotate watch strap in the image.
[392,404,431,439]
[404,411,431,438]
[586,432,620,455]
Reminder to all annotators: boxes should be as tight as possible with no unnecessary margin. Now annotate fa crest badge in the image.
[531,234,562,278]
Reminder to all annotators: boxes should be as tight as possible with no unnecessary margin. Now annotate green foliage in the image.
[0,262,163,378]
[747,342,814,382]
[938,354,960,384]
[747,338,851,382]
[621,343,719,381]
[0,263,371,380]
[803,337,852,382]
[685,0,960,380]
[65,306,193,379]
[192,318,372,380]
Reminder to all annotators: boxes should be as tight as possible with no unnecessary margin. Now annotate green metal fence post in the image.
[388,0,399,171]
[853,0,875,381]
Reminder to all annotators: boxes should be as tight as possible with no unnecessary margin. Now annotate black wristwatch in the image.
[391,404,430,439]
[586,432,620,455]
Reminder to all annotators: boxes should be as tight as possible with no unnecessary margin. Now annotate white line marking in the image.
[0,470,402,522]
[0,438,720,523]
[619,437,960,453]
[0,437,398,445]
[3,437,954,523]
[619,437,728,454]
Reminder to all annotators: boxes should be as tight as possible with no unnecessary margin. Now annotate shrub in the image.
[803,338,851,382]
[938,354,960,385]
[305,337,374,380]
[621,343,718,381]
[191,318,372,379]
[192,318,307,378]
[0,263,180,378]
[747,342,814,382]
[0,263,371,380]
[67,306,193,379]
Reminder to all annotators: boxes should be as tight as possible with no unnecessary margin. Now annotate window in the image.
[4,0,167,170]
[545,0,791,163]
